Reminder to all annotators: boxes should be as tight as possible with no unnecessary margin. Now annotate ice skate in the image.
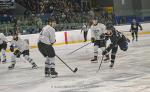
[109,62,114,68]
[91,56,98,63]
[2,59,6,64]
[50,68,58,78]
[45,67,50,77]
[8,64,15,70]
[103,55,110,63]
[32,63,38,69]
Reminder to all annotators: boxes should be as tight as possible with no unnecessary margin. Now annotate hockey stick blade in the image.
[56,55,78,73]
[97,55,104,72]
[73,68,78,73]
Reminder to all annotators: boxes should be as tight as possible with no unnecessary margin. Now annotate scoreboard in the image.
[0,0,16,10]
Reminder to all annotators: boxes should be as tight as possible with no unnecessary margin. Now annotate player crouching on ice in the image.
[8,33,38,70]
[102,23,130,68]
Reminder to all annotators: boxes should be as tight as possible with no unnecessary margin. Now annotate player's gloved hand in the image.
[51,40,56,45]
[102,50,108,55]
[126,38,130,43]
[10,45,14,52]
[100,33,105,39]
[91,37,95,43]
[14,50,21,58]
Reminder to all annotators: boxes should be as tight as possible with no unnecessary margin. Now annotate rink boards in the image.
[5,23,150,51]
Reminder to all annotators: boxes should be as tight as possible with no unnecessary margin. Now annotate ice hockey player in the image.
[38,18,58,78]
[8,32,38,70]
[0,33,7,63]
[102,23,130,68]
[130,19,143,41]
[90,17,110,63]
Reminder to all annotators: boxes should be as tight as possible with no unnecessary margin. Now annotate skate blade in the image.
[45,74,50,77]
[50,74,58,78]
[91,61,98,63]
[2,62,7,64]
[32,67,39,69]
[8,68,14,70]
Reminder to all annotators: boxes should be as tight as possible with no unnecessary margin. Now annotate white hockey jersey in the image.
[38,25,56,45]
[81,24,88,32]
[90,23,106,40]
[10,37,29,52]
[0,33,7,44]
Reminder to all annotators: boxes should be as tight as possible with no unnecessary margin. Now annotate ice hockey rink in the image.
[0,34,150,92]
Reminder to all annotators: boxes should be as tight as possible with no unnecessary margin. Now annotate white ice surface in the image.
[0,35,150,92]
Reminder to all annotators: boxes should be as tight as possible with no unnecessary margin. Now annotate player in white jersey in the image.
[0,33,7,63]
[8,33,38,70]
[90,18,110,63]
[38,18,58,78]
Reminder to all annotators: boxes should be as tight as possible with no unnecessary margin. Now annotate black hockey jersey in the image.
[105,27,129,52]
[131,22,142,31]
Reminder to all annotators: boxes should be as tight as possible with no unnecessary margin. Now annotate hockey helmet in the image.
[12,32,19,41]
[106,23,114,30]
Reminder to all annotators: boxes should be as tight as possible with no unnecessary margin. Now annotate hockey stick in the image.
[56,55,78,73]
[97,55,104,72]
[122,31,131,33]
[97,41,107,72]
[67,42,91,55]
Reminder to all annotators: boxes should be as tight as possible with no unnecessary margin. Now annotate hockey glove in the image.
[126,38,130,43]
[10,45,14,52]
[14,50,21,58]
[100,33,105,39]
[91,37,95,43]
[102,50,108,55]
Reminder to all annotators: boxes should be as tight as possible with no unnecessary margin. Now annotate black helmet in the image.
[106,23,114,30]
[12,32,19,41]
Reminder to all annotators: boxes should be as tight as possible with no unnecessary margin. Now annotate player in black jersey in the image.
[102,24,130,68]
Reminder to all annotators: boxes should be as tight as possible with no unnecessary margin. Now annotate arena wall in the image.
[6,23,150,48]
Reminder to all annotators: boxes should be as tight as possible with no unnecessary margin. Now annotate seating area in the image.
[0,0,119,35]
[16,0,85,23]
